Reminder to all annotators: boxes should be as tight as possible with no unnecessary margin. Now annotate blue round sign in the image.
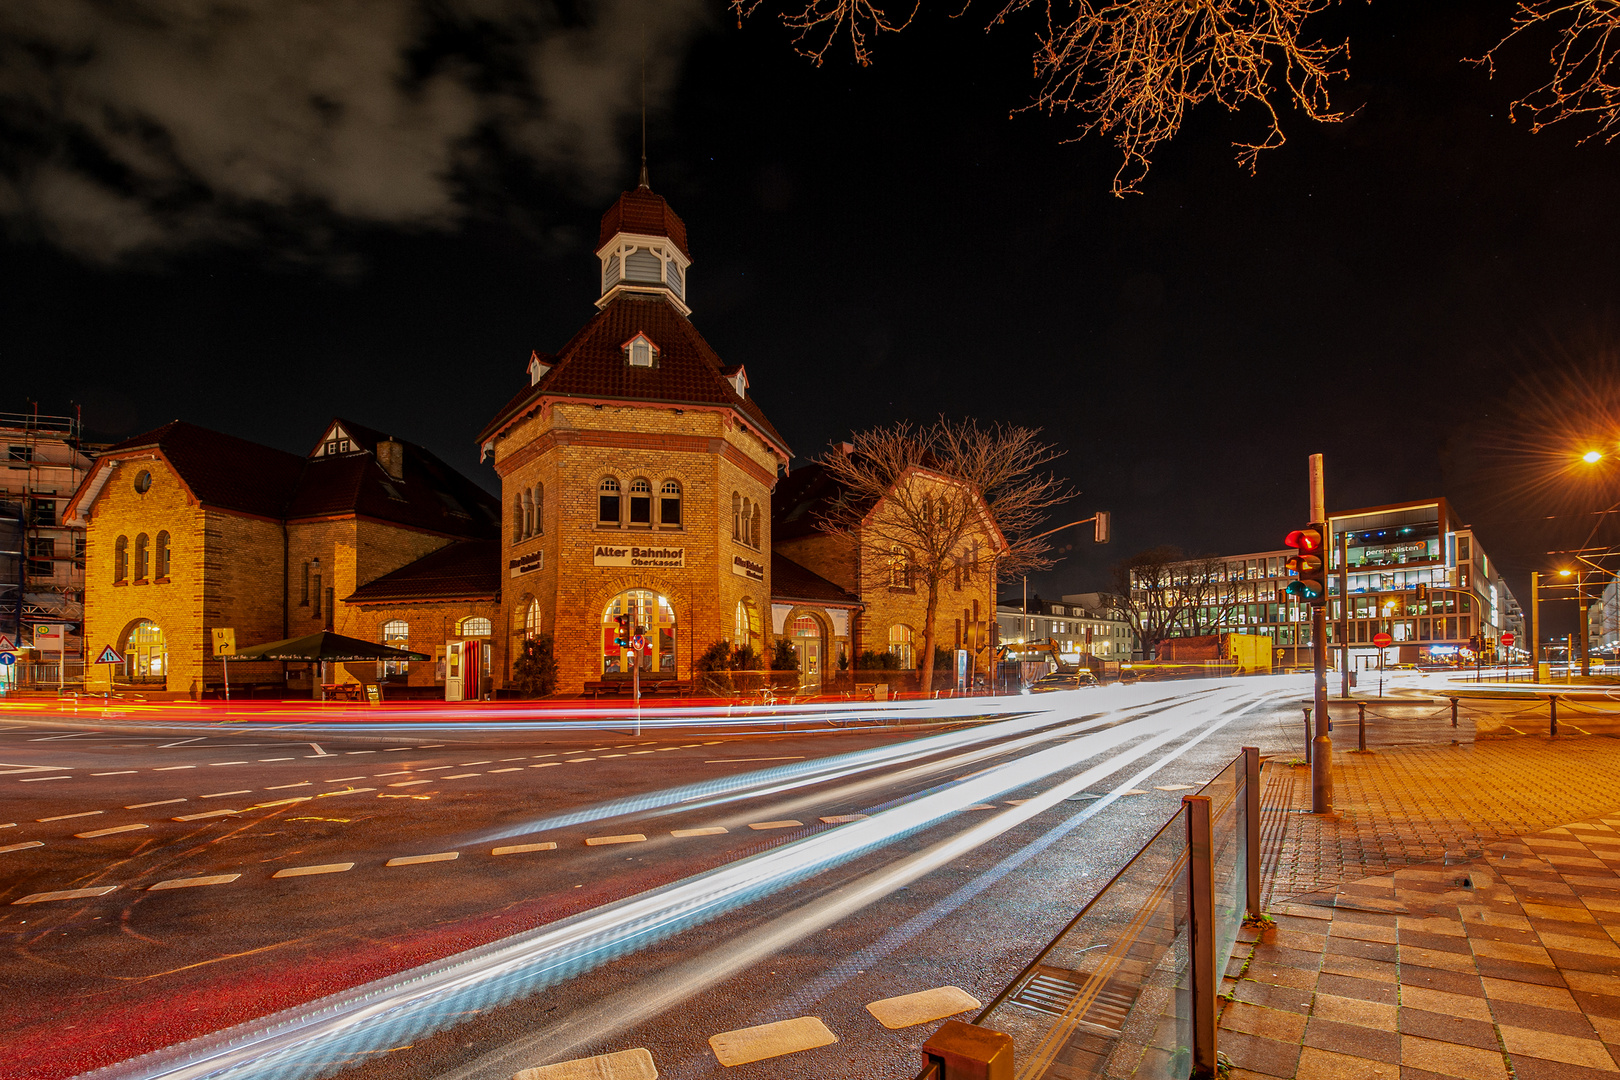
[0,653,15,667]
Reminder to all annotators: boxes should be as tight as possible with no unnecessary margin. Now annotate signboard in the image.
[0,634,14,652]
[364,684,381,705]
[212,628,236,657]
[0,654,13,668]
[1372,632,1393,648]
[593,545,684,569]
[508,550,543,578]
[94,645,124,665]
[731,554,765,582]
[1501,631,1516,646]
[33,624,62,647]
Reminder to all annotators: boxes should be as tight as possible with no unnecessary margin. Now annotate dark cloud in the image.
[0,0,708,261]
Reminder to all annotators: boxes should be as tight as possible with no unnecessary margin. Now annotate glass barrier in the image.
[968,752,1252,1080]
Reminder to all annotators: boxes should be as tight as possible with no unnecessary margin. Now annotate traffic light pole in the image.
[1309,455,1332,814]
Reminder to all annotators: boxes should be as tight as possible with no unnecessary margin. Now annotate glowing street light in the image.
[1561,568,1574,577]
[1583,450,1604,464]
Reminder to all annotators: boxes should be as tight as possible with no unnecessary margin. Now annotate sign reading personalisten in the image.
[593,545,684,569]
[730,554,765,582]
[1372,632,1393,648]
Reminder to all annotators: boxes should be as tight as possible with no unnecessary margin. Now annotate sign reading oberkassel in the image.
[731,554,765,582]
[593,545,685,569]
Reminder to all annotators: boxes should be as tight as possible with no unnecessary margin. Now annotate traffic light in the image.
[1284,526,1326,606]
[613,613,631,648]
[1415,583,1428,602]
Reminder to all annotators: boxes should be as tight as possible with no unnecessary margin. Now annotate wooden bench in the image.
[582,679,693,699]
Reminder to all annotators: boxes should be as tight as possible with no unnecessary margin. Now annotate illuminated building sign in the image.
[508,551,543,578]
[593,545,685,569]
[730,554,765,582]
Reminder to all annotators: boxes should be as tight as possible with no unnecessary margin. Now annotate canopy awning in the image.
[230,630,429,663]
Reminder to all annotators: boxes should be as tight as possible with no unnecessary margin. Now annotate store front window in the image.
[602,589,677,674]
[380,620,409,678]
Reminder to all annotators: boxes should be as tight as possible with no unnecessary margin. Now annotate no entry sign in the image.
[1501,631,1516,646]
[1372,632,1393,648]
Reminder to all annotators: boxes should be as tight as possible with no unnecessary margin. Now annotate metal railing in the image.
[915,747,1261,1080]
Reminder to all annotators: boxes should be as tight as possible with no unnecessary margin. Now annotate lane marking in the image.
[389,780,432,788]
[316,787,375,796]
[149,874,240,891]
[0,766,72,775]
[251,797,313,809]
[20,776,71,782]
[1121,789,1150,796]
[820,815,868,824]
[420,744,445,748]
[386,852,459,866]
[747,820,804,831]
[259,757,295,762]
[459,761,493,766]
[1065,793,1102,802]
[0,823,13,829]
[153,765,196,771]
[599,754,627,759]
[531,763,562,769]
[325,776,366,782]
[493,842,557,856]
[709,1017,838,1066]
[489,767,524,773]
[174,809,240,821]
[127,799,185,809]
[1154,784,1197,792]
[30,733,95,741]
[564,758,596,763]
[160,737,207,747]
[209,761,249,766]
[0,841,45,854]
[443,773,481,779]
[585,834,646,846]
[673,827,728,837]
[499,757,528,762]
[629,751,657,755]
[1004,799,1032,805]
[13,887,118,905]
[866,986,980,1029]
[92,771,137,776]
[39,811,102,822]
[382,747,414,752]
[76,824,149,838]
[377,772,416,777]
[706,756,806,763]
[345,750,376,755]
[272,862,353,878]
[266,782,312,790]
[513,1047,656,1080]
[309,743,329,756]
[421,765,455,772]
[532,753,557,758]
[201,790,252,799]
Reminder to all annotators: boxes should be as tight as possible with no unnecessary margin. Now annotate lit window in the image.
[598,476,621,526]
[605,590,679,675]
[629,477,652,526]
[114,535,128,583]
[888,625,914,669]
[155,531,170,579]
[134,533,149,580]
[380,620,410,678]
[459,617,491,637]
[623,333,659,368]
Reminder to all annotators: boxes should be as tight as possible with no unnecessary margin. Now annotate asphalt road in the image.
[0,680,1313,1080]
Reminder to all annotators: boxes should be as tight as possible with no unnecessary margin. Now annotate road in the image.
[0,680,1310,1080]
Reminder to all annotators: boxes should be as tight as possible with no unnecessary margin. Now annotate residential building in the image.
[994,594,1135,664]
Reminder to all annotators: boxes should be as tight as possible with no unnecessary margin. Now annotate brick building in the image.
[65,418,498,696]
[477,179,792,693]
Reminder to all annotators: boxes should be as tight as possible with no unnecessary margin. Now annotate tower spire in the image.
[638,27,649,189]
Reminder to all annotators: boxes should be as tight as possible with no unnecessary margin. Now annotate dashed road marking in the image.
[382,747,414,752]
[20,776,71,782]
[251,797,313,809]
[599,754,627,759]
[153,765,196,771]
[421,765,454,772]
[14,887,118,904]
[706,757,806,763]
[443,773,481,779]
[585,834,646,846]
[385,852,459,867]
[564,758,597,763]
[39,811,102,822]
[149,874,240,891]
[259,757,295,762]
[489,767,524,773]
[499,757,528,762]
[513,1047,657,1080]
[201,790,252,799]
[76,824,149,838]
[325,776,367,783]
[747,820,803,831]
[92,771,137,776]
[629,750,657,755]
[459,761,493,766]
[708,1016,838,1066]
[209,761,249,766]
[1065,793,1102,802]
[1121,789,1149,796]
[377,771,415,777]
[389,780,432,788]
[317,787,374,796]
[673,826,728,837]
[530,763,561,769]
[865,986,980,1029]
[820,815,868,824]
[1004,799,1032,805]
[127,799,185,809]
[345,750,375,755]
[493,842,557,856]
[0,841,45,854]
[174,809,240,821]
[265,782,311,790]
[272,862,353,878]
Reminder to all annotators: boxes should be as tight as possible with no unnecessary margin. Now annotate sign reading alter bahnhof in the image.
[593,545,686,569]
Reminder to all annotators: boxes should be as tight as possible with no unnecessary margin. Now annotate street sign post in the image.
[34,624,65,692]
[1501,631,1516,680]
[630,630,647,735]
[92,645,123,698]
[212,628,236,702]
[1372,631,1393,698]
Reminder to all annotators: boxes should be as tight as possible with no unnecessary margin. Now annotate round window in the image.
[134,470,153,494]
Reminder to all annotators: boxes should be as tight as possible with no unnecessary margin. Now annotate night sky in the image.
[4,1,1617,631]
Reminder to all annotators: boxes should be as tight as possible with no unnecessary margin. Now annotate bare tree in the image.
[816,417,1074,691]
[1112,546,1243,659]
[735,0,1620,192]
[1479,1,1620,143]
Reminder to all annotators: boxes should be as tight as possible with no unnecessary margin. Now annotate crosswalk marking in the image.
[747,820,803,831]
[13,886,117,905]
[865,986,980,1029]
[148,874,241,891]
[513,1047,657,1080]
[493,842,557,856]
[708,1016,837,1066]
[386,852,459,867]
[585,834,646,846]
[272,862,354,878]
[672,827,728,837]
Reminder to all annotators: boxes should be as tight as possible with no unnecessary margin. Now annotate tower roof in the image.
[598,187,690,258]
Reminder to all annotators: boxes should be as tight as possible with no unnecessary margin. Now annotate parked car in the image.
[1026,669,1100,693]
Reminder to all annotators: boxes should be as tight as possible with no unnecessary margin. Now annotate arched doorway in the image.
[734,598,762,659]
[603,589,678,675]
[121,620,167,683]
[791,614,826,692]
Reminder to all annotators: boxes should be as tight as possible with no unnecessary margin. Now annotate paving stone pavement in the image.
[1219,737,1620,1080]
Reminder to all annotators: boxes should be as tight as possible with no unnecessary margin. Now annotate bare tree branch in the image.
[1478,0,1620,143]
[731,0,920,66]
[1113,546,1242,658]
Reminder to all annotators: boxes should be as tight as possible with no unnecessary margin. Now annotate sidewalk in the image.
[1222,737,1620,1079]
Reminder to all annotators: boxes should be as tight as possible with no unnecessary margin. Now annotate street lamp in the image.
[1583,450,1604,464]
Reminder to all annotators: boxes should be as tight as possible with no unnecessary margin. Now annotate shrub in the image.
[771,638,800,671]
[510,634,558,698]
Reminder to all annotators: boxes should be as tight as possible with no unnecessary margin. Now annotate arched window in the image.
[734,598,761,654]
[740,497,752,547]
[598,477,621,526]
[532,483,543,535]
[134,533,150,581]
[659,479,682,528]
[458,617,492,637]
[123,620,166,681]
[628,477,653,526]
[519,489,532,540]
[380,619,410,678]
[154,531,170,579]
[888,545,907,588]
[604,589,678,675]
[513,494,525,542]
[888,625,915,669]
[752,505,762,549]
[524,598,542,638]
[114,535,128,583]
[732,492,741,540]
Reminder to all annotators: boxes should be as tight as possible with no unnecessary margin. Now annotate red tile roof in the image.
[478,293,790,459]
[345,539,500,603]
[772,552,861,608]
[598,187,690,258]
[99,420,306,519]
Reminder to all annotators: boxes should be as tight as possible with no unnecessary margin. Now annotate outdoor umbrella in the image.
[230,630,429,662]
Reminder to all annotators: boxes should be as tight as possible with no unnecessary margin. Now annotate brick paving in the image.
[1220,736,1620,1080]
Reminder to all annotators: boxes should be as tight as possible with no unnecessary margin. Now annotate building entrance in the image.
[792,615,823,692]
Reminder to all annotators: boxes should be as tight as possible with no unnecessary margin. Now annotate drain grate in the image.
[1010,967,1136,1031]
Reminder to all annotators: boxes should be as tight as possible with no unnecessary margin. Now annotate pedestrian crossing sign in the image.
[94,645,124,666]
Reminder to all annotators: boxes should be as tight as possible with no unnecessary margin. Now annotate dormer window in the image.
[726,365,748,397]
[527,350,552,385]
[325,439,351,455]
[314,423,354,457]
[624,333,659,368]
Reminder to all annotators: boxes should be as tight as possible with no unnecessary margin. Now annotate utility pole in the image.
[1338,530,1350,699]
[1531,571,1541,683]
[1579,568,1592,677]
[1309,454,1331,814]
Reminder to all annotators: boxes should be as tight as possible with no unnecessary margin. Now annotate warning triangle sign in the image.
[0,633,14,651]
[94,645,124,665]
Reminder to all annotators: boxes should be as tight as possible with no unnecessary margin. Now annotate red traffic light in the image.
[1285,527,1323,553]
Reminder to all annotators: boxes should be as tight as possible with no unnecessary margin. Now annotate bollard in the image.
[1550,694,1559,737]
[1303,707,1313,764]
[1358,701,1367,752]
[1450,697,1459,728]
[920,1020,1014,1080]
